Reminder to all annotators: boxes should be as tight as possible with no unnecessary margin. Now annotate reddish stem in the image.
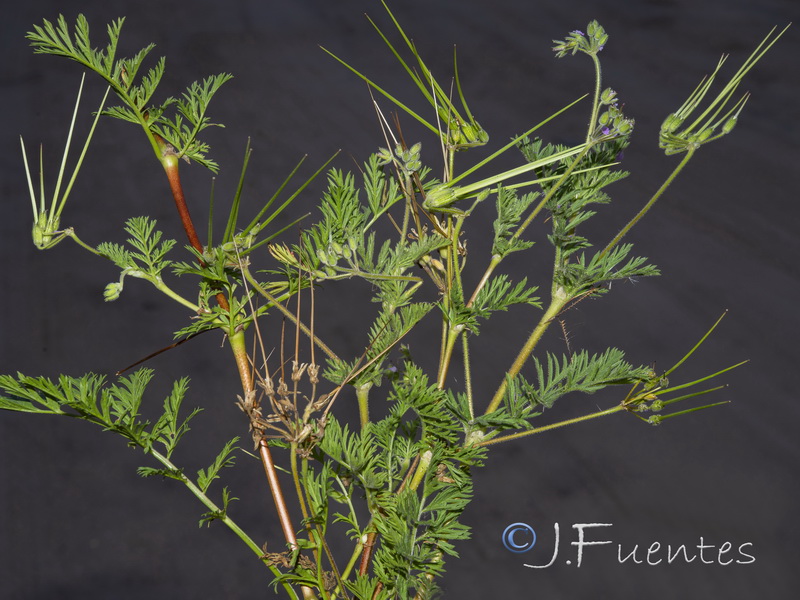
[359,532,378,576]
[160,148,230,311]
[157,141,302,590]
[259,439,299,547]
[161,153,204,253]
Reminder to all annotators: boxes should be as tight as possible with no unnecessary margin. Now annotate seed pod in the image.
[691,128,712,143]
[722,116,738,134]
[32,212,59,250]
[448,124,463,146]
[424,184,458,209]
[660,113,683,135]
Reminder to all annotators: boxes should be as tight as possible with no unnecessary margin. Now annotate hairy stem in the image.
[511,144,593,242]
[437,325,463,390]
[485,291,569,414]
[462,333,475,420]
[586,53,603,144]
[356,383,372,428]
[148,449,299,600]
[477,404,624,447]
[601,147,696,257]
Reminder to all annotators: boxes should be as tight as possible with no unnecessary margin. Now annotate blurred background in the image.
[1,0,798,598]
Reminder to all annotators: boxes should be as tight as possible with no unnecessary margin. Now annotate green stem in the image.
[356,383,372,428]
[400,173,413,241]
[290,444,311,524]
[339,536,365,590]
[485,291,569,415]
[151,278,202,313]
[435,214,468,388]
[600,147,696,257]
[437,325,462,390]
[409,449,433,491]
[511,143,593,242]
[228,330,254,392]
[466,254,500,308]
[301,458,342,600]
[461,333,475,420]
[586,53,603,144]
[148,449,299,600]
[477,405,624,447]
[291,450,333,599]
[64,228,103,256]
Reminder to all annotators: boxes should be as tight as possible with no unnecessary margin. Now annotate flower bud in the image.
[103,282,123,302]
[616,119,633,135]
[376,147,393,165]
[316,247,330,266]
[600,87,617,105]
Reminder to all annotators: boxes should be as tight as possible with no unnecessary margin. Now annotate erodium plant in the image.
[2,4,788,599]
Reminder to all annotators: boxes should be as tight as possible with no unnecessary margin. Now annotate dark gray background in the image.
[1,0,798,598]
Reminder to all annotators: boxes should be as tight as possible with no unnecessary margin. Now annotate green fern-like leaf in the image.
[29,15,230,173]
[492,186,537,257]
[137,466,184,480]
[27,15,122,77]
[150,377,201,459]
[471,275,540,323]
[196,437,240,494]
[524,348,652,409]
[198,487,238,527]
